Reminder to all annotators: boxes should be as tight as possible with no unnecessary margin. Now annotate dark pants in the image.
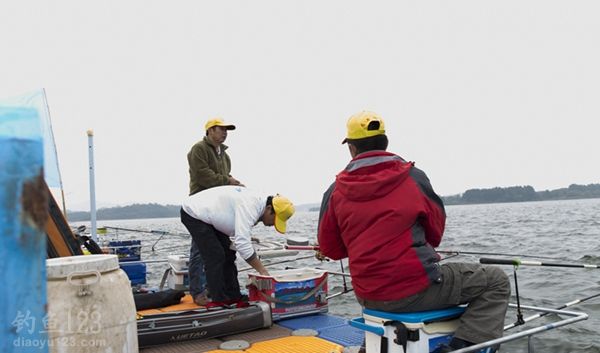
[180,209,241,302]
[357,263,511,343]
[188,239,206,297]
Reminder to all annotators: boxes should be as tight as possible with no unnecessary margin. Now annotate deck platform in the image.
[140,314,364,353]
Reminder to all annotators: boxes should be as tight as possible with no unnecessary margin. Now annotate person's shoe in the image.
[193,290,210,306]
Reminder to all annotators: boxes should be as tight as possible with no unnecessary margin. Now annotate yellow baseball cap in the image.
[342,111,386,144]
[272,195,295,234]
[205,117,236,131]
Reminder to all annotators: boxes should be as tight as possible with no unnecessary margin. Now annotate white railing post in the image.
[87,129,97,242]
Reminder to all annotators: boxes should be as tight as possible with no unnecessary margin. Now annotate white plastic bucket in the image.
[46,254,138,353]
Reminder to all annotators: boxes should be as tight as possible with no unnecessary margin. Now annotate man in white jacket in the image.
[181,185,295,305]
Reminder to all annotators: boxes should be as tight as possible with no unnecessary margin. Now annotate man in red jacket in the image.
[317,111,510,352]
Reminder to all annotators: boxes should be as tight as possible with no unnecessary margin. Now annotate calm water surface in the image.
[88,198,600,353]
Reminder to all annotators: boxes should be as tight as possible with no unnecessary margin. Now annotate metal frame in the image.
[450,303,588,353]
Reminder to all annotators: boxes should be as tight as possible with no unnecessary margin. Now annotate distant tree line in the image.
[67,184,600,221]
[443,183,600,205]
[67,203,180,222]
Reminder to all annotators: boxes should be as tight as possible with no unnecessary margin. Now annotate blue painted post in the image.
[0,106,48,353]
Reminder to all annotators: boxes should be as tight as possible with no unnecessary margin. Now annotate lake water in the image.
[84,198,600,353]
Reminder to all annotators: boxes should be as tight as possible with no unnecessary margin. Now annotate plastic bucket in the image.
[46,254,138,352]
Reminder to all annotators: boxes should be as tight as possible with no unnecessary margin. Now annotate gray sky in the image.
[2,1,599,211]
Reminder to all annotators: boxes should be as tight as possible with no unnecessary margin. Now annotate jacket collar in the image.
[203,136,229,151]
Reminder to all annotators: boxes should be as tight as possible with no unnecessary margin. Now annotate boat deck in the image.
[140,313,364,353]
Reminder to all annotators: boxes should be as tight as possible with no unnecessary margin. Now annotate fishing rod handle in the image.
[284,245,320,251]
[480,258,520,266]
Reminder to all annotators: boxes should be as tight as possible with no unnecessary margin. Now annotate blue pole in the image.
[0,106,48,353]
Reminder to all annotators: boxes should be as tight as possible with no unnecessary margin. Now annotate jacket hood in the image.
[335,151,412,201]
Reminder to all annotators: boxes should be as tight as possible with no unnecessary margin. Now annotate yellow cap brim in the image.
[206,124,236,131]
[274,213,287,234]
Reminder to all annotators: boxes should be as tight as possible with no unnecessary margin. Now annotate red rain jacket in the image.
[317,151,446,301]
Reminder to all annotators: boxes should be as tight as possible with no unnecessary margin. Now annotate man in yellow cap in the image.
[181,186,294,306]
[186,117,243,305]
[317,111,510,353]
[188,117,242,194]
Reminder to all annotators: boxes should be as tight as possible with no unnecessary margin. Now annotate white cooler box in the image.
[166,255,189,290]
[350,306,466,353]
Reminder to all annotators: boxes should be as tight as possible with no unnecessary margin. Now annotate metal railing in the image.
[451,303,588,353]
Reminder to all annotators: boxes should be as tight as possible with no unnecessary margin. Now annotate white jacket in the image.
[182,186,266,261]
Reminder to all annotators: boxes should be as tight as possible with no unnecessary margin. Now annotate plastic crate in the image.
[108,240,142,262]
[120,262,147,285]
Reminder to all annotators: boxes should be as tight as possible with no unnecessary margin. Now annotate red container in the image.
[248,268,328,320]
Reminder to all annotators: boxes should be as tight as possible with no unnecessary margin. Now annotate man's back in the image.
[318,111,510,350]
[318,150,446,301]
[183,186,264,235]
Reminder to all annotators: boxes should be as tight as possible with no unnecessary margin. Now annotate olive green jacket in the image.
[187,137,231,195]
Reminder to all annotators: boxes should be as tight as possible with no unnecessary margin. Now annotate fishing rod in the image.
[238,254,316,272]
[323,269,352,278]
[284,245,350,281]
[290,246,568,261]
[504,292,600,330]
[285,245,319,251]
[439,250,564,261]
[285,266,352,278]
[99,226,189,238]
[340,259,349,294]
[327,289,354,300]
[480,257,600,269]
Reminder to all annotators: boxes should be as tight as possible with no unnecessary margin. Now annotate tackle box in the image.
[248,268,328,320]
